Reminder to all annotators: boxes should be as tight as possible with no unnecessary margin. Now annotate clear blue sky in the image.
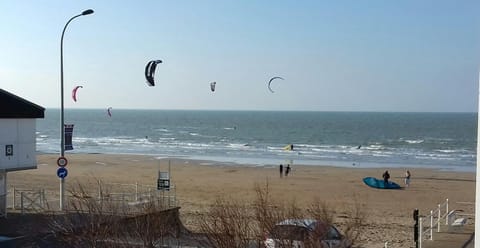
[1,0,479,112]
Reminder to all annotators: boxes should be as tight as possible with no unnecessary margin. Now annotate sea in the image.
[36,109,477,172]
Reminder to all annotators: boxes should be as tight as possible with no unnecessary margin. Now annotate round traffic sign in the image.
[57,156,68,167]
[57,167,68,179]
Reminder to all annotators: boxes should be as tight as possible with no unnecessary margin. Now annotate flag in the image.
[64,124,74,151]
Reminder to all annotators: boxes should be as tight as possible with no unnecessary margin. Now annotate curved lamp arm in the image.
[60,9,94,156]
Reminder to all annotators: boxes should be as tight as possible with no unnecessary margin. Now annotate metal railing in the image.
[7,181,177,215]
[417,199,476,248]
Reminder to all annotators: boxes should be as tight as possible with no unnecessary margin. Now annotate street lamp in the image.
[59,9,94,210]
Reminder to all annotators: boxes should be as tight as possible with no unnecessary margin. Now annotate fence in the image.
[418,198,449,247]
[9,187,48,214]
[7,181,177,215]
[94,182,177,212]
[417,199,475,248]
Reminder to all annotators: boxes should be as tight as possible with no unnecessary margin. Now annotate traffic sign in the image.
[57,156,68,167]
[57,167,68,179]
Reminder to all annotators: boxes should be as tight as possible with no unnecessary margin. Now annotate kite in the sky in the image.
[145,60,162,86]
[72,86,83,102]
[107,107,112,117]
[210,82,216,92]
[268,76,284,93]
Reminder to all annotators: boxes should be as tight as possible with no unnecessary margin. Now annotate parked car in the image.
[264,219,351,248]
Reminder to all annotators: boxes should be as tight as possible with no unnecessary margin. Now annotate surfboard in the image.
[363,177,401,189]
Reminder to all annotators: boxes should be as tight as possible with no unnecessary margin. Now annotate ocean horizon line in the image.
[42,108,477,114]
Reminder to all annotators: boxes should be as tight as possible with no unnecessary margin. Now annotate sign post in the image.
[57,156,68,210]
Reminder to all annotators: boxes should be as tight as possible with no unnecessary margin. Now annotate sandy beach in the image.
[6,153,475,247]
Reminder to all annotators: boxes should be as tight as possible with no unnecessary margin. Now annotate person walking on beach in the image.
[279,164,283,178]
[285,164,291,177]
[405,170,411,187]
[382,170,390,186]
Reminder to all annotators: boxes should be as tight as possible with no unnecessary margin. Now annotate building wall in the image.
[0,171,5,217]
[0,119,37,170]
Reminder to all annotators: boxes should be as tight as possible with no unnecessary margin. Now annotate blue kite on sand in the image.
[363,177,401,189]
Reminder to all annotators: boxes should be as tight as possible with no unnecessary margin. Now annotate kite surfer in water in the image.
[284,144,294,151]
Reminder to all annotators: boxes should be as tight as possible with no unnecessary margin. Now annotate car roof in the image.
[276,219,319,228]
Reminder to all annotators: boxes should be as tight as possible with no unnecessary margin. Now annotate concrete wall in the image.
[0,119,37,170]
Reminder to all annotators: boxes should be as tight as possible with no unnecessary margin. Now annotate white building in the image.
[0,89,45,216]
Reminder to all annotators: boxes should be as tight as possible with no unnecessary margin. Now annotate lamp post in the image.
[475,70,480,246]
[59,9,94,211]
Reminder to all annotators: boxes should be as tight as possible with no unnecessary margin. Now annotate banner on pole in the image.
[64,124,74,151]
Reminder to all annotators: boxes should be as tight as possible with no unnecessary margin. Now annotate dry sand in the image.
[7,154,475,248]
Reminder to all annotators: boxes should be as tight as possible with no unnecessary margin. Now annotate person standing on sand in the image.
[279,164,283,178]
[405,170,411,187]
[382,170,390,186]
[285,164,291,177]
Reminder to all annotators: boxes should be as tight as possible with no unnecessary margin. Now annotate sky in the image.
[1,0,479,112]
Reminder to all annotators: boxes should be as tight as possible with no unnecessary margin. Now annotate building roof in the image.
[0,89,45,118]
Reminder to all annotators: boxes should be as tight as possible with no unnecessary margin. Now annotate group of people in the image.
[382,169,411,187]
[279,164,291,178]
